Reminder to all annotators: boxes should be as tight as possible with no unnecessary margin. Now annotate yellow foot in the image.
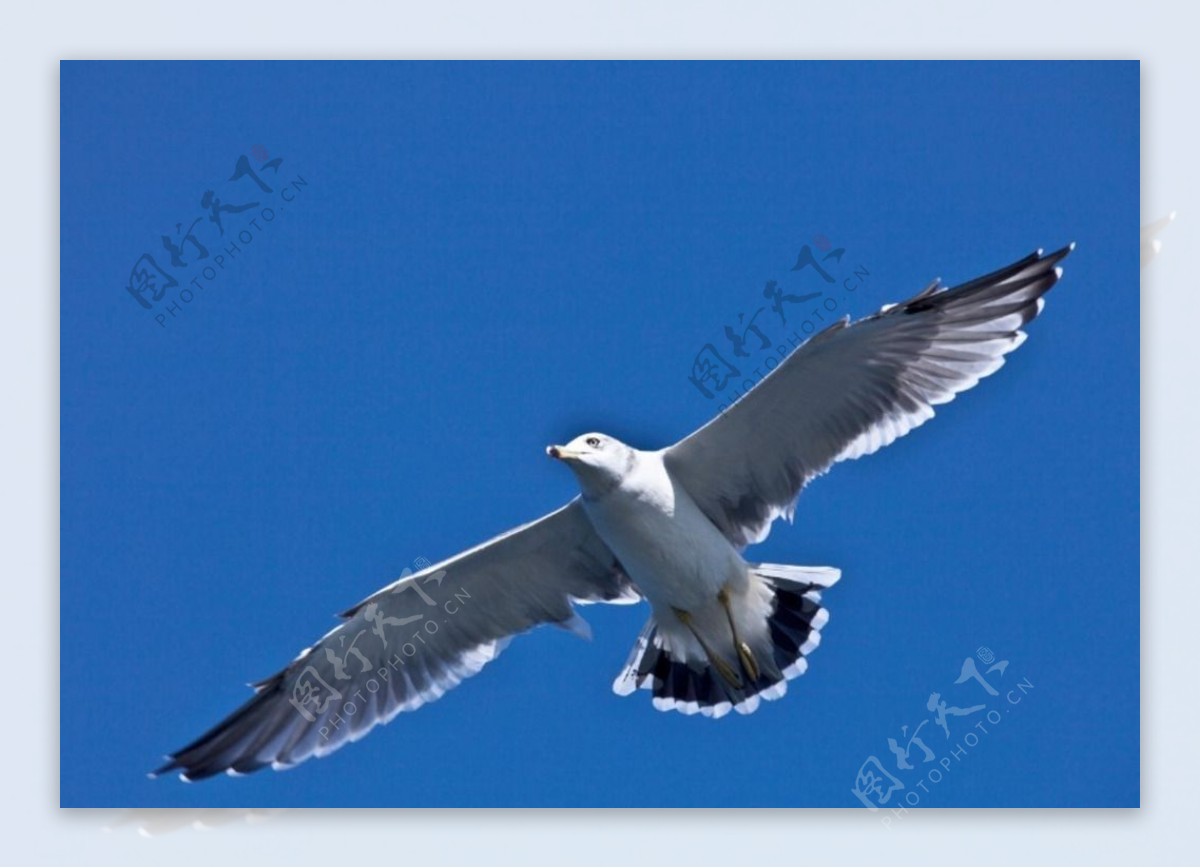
[673,606,743,689]
[719,586,761,683]
[709,648,744,689]
[737,640,761,683]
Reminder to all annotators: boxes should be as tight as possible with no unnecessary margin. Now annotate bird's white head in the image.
[546,432,637,498]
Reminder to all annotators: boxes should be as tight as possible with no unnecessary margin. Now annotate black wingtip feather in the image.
[151,676,290,781]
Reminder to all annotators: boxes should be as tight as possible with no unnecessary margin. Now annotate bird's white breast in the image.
[581,450,745,613]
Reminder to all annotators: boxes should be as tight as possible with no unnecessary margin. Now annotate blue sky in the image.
[60,61,1138,808]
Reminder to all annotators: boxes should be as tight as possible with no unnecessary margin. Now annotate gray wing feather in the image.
[664,245,1072,548]
[153,498,636,780]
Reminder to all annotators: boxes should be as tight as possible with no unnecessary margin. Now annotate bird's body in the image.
[579,447,742,615]
[153,243,1074,780]
[576,446,768,679]
[555,436,833,710]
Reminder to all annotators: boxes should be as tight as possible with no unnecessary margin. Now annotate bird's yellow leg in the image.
[672,607,743,689]
[718,586,761,683]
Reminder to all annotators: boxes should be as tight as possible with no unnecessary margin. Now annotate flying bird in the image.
[153,244,1072,781]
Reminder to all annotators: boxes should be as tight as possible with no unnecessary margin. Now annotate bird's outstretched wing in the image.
[664,245,1073,548]
[153,499,636,781]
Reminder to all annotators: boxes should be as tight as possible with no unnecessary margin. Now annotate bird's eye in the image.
[586,437,601,448]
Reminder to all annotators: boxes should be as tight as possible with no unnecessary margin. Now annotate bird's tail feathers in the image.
[612,564,840,718]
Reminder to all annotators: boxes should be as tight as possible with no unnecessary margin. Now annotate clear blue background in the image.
[60,61,1139,807]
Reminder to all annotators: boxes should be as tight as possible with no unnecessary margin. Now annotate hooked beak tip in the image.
[546,445,561,459]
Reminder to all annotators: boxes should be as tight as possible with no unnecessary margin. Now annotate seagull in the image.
[153,243,1072,781]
